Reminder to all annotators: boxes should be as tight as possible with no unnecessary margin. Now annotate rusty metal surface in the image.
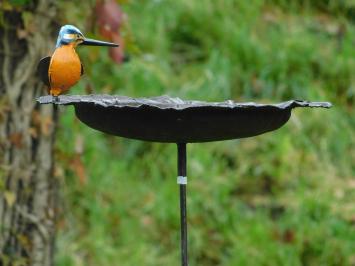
[37,95,331,143]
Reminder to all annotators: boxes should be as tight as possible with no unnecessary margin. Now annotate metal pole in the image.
[177,143,188,266]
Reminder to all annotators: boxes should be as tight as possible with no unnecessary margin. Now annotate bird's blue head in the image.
[55,24,119,48]
[56,25,84,48]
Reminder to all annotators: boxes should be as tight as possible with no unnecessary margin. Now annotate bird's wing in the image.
[37,56,51,87]
[81,63,84,76]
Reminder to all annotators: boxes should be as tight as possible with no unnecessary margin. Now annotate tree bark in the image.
[0,1,58,265]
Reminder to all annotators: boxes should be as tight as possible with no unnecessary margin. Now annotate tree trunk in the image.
[0,1,58,265]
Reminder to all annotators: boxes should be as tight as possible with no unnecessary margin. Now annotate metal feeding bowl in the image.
[37,95,331,143]
[37,94,331,266]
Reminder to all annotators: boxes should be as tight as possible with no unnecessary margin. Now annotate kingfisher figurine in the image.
[37,25,118,99]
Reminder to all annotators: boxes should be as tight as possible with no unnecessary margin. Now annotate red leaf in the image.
[283,229,295,244]
[96,0,124,35]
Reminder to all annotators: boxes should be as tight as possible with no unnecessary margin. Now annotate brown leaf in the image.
[31,110,41,126]
[31,111,51,137]
[9,132,23,148]
[41,116,53,136]
[283,229,295,244]
[71,155,87,185]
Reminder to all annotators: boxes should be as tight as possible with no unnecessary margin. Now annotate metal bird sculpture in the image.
[37,25,118,99]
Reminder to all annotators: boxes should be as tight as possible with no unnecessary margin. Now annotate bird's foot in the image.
[52,95,59,103]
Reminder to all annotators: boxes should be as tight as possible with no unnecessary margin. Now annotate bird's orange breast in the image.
[48,44,81,96]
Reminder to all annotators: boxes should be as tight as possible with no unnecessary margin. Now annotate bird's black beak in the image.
[80,38,118,47]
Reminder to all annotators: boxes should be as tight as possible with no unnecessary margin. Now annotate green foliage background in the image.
[55,0,354,265]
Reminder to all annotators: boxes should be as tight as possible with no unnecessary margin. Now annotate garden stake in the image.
[177,143,188,266]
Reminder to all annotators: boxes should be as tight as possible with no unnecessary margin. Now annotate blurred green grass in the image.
[55,0,354,265]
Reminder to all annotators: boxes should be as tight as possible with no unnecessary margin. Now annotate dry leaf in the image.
[71,155,87,185]
[9,132,23,148]
[31,110,41,126]
[41,116,53,136]
[283,229,295,244]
